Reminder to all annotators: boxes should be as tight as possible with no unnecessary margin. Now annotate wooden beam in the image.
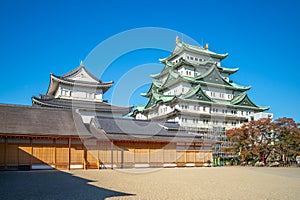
[17,140,19,166]
[68,138,71,170]
[97,149,100,170]
[53,139,56,169]
[121,149,124,169]
[148,148,150,164]
[110,142,114,170]
[184,143,187,163]
[83,143,87,170]
[162,148,164,164]
[194,143,196,164]
[30,138,33,170]
[4,137,7,169]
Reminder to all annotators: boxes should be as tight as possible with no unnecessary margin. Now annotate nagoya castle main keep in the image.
[132,37,269,156]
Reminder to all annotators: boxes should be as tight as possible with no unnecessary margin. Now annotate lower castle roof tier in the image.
[32,95,133,116]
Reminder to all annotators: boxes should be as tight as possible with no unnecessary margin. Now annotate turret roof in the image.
[159,39,228,63]
[46,64,113,96]
[32,95,133,115]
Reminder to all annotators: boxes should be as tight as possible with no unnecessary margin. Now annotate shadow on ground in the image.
[0,170,134,200]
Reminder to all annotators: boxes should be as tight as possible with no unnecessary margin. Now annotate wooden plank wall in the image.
[0,136,213,170]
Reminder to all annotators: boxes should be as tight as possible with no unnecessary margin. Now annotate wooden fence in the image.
[0,135,212,170]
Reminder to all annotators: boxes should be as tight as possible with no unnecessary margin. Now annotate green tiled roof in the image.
[180,42,228,59]
[218,66,239,74]
[195,65,250,91]
[141,80,162,97]
[160,40,228,63]
[139,39,269,114]
[180,84,213,102]
[230,82,251,90]
[230,92,269,111]
[144,90,175,109]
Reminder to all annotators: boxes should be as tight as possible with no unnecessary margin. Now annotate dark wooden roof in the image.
[92,117,204,143]
[50,74,113,89]
[0,104,205,143]
[46,65,114,96]
[0,104,91,137]
[32,95,133,115]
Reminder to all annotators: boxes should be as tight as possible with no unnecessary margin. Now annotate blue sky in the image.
[0,0,299,122]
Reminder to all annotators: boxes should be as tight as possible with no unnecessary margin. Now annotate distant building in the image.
[32,62,132,123]
[131,37,269,157]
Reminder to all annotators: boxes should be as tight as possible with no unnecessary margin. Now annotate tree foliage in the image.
[225,117,300,163]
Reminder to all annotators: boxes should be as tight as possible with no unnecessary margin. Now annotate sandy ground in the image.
[1,167,300,200]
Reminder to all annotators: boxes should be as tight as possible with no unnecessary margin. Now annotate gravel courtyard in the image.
[1,167,299,200]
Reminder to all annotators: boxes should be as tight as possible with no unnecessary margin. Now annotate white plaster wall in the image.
[55,84,103,102]
[136,113,147,120]
[185,52,220,63]
[158,104,173,116]
[204,90,233,101]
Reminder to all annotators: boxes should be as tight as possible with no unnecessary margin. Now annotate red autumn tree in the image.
[226,117,300,164]
[226,118,273,162]
[273,118,300,161]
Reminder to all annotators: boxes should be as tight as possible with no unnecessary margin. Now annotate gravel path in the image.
[1,167,299,200]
